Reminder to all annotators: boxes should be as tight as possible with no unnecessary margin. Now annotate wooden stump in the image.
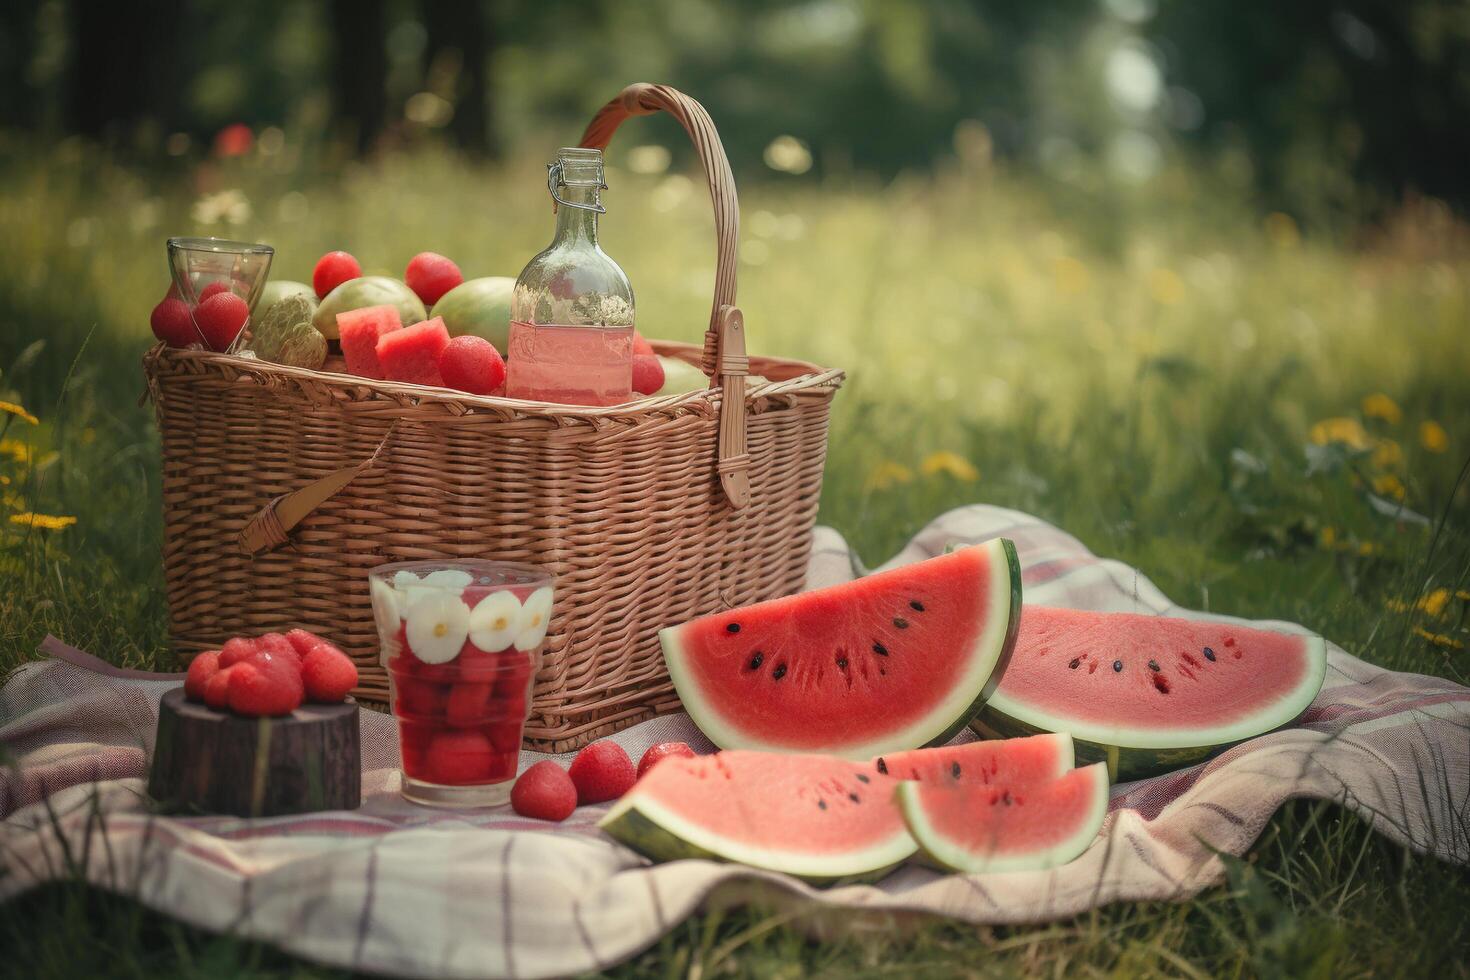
[148,688,361,816]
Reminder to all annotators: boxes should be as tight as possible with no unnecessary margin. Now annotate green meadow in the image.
[1,139,1467,975]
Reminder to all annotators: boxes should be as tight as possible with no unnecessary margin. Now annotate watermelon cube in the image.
[377,316,451,387]
[337,305,402,379]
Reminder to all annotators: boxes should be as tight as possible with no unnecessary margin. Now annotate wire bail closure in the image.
[547,160,607,214]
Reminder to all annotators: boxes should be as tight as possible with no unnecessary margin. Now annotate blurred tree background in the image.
[1,0,1466,223]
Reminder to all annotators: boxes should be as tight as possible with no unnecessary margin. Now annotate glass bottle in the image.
[506,147,635,405]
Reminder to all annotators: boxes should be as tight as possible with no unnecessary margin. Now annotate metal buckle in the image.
[547,160,607,214]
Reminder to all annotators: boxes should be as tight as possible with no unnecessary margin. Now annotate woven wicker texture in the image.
[142,84,844,751]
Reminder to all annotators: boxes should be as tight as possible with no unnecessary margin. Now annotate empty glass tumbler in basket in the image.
[369,560,553,807]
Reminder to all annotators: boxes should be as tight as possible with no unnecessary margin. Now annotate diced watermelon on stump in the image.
[337,304,402,379]
[377,316,451,387]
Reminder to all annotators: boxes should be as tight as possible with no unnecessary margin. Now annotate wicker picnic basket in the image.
[141,83,844,751]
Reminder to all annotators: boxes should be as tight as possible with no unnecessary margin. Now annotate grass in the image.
[0,134,1467,975]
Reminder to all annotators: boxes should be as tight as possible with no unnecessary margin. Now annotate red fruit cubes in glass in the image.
[376,316,451,387]
[337,305,402,379]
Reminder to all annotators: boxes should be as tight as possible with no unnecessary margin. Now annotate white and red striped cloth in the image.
[3,505,1467,978]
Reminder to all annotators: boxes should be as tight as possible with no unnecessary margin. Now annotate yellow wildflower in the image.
[1456,590,1470,602]
[1418,589,1452,619]
[1308,417,1370,450]
[920,451,979,482]
[0,400,38,425]
[1372,473,1406,500]
[1360,393,1401,425]
[1357,541,1377,556]
[9,512,77,530]
[0,439,33,464]
[867,461,914,491]
[1412,626,1464,650]
[1385,598,1411,613]
[1319,526,1337,549]
[1148,268,1186,305]
[1370,439,1403,470]
[1419,420,1448,454]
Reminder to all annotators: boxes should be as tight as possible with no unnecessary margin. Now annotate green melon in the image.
[313,276,426,340]
[431,276,515,349]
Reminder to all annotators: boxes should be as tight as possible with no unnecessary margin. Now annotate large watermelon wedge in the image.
[897,763,1109,873]
[599,751,917,883]
[873,731,1074,786]
[660,539,1022,759]
[974,607,1328,779]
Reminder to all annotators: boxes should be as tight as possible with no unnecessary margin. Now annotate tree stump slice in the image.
[148,688,361,816]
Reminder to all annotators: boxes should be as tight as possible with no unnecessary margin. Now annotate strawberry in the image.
[405,251,464,306]
[227,655,304,717]
[218,636,257,668]
[313,250,362,299]
[184,650,221,702]
[301,642,358,703]
[285,628,323,658]
[203,666,235,710]
[193,292,250,351]
[568,740,636,804]
[150,297,196,347]
[631,354,665,395]
[511,761,577,821]
[636,741,696,780]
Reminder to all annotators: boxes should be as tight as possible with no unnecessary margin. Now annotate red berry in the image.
[218,636,257,668]
[568,741,636,804]
[227,656,304,716]
[636,741,696,780]
[193,292,249,351]
[184,650,221,702]
[405,251,464,306]
[511,761,577,821]
[301,642,358,703]
[150,297,196,347]
[437,335,506,395]
[313,250,362,299]
[204,666,235,710]
[445,681,493,728]
[254,631,301,670]
[197,280,238,303]
[632,330,655,357]
[394,676,447,717]
[631,354,665,396]
[285,629,322,658]
[425,730,495,784]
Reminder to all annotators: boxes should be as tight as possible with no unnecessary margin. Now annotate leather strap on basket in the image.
[239,427,393,554]
[580,83,750,510]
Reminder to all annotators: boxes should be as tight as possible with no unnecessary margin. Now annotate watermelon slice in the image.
[337,304,402,379]
[600,750,917,883]
[660,539,1022,759]
[873,732,1074,786]
[974,607,1328,779]
[377,316,451,387]
[897,762,1109,873]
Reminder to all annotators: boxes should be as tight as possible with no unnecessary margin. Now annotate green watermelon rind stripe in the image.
[659,537,1023,760]
[598,791,918,885]
[896,763,1110,874]
[973,634,1328,779]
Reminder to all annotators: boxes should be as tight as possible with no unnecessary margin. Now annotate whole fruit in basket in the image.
[313,276,427,339]
[631,354,665,396]
[313,250,362,299]
[654,355,708,396]
[150,296,196,348]
[254,279,315,314]
[405,251,464,307]
[438,335,506,395]
[431,276,514,349]
[251,293,326,369]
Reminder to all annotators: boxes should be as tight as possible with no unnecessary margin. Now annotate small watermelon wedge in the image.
[974,607,1328,779]
[873,732,1074,786]
[660,538,1022,759]
[897,763,1109,874]
[600,750,917,883]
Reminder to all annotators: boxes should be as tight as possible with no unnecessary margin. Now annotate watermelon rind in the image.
[599,786,917,885]
[659,537,1023,759]
[896,762,1109,874]
[974,631,1328,780]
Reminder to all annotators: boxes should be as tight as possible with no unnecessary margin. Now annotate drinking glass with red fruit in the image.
[369,560,553,807]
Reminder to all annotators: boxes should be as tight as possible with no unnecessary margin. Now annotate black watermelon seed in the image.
[951,761,962,779]
[1203,647,1217,661]
[876,758,888,774]
[910,599,925,612]
[1068,658,1081,669]
[893,617,909,629]
[836,656,849,670]
[725,622,740,634]
[772,663,787,681]
[748,652,763,671]
[1147,659,1160,672]
[1113,660,1123,672]
[817,799,827,810]
[848,792,861,804]
[873,642,889,656]
[856,773,870,783]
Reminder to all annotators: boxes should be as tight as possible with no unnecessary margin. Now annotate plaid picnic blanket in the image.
[3,505,1467,979]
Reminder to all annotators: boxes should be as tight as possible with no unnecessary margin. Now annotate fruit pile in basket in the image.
[151,247,711,402]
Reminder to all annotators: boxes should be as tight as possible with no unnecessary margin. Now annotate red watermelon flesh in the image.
[660,539,1022,759]
[874,732,1074,786]
[338,304,402,379]
[377,316,451,387]
[897,762,1109,873]
[600,750,917,882]
[977,607,1327,776]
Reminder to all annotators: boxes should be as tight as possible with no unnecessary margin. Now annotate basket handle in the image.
[580,83,750,510]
